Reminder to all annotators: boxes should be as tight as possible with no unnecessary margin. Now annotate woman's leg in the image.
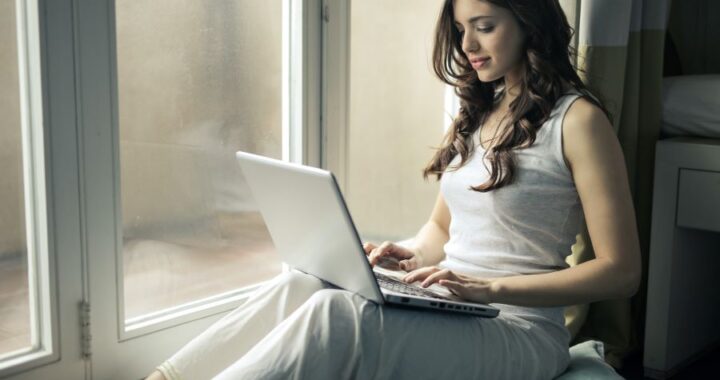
[154,270,327,380]
[215,289,570,380]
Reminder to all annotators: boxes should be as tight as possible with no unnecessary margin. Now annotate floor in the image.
[617,344,720,379]
[0,256,30,354]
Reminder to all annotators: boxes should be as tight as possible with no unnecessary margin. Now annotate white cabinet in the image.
[644,137,720,379]
[676,169,720,232]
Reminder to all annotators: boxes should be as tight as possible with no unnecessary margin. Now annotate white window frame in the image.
[0,0,54,371]
[2,0,85,379]
[321,0,350,190]
[287,0,323,166]
[69,0,323,377]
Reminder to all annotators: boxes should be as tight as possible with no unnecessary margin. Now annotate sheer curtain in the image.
[560,0,672,370]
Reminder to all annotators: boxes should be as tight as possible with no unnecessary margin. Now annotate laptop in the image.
[235,151,499,318]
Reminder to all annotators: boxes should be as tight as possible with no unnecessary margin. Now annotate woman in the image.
[148,0,641,378]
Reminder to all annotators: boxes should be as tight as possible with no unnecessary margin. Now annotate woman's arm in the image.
[411,98,642,307]
[410,191,451,267]
[365,191,450,270]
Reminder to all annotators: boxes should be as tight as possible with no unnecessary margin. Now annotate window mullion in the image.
[319,0,349,193]
[285,0,322,167]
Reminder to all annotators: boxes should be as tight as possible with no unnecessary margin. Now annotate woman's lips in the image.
[471,58,490,70]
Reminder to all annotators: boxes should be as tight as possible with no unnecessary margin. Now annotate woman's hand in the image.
[363,241,422,271]
[403,266,495,304]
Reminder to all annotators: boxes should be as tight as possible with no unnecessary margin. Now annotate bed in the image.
[660,75,720,139]
[643,74,720,379]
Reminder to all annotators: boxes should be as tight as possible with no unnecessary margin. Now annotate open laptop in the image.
[235,151,499,318]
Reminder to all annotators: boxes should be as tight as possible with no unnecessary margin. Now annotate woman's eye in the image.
[476,26,494,33]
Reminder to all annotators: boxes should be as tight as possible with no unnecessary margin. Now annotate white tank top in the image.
[438,91,584,343]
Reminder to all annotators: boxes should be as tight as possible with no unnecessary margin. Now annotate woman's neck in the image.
[498,66,523,108]
[493,86,518,113]
[495,79,574,111]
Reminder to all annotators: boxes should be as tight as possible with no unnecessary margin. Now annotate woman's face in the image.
[453,0,526,85]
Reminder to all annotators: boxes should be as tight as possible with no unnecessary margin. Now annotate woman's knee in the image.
[305,289,365,317]
[275,269,325,292]
[307,288,347,303]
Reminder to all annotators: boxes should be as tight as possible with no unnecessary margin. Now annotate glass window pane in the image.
[0,0,31,356]
[116,0,283,320]
[346,0,445,242]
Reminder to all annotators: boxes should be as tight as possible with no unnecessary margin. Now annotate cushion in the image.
[554,340,624,380]
[661,75,720,139]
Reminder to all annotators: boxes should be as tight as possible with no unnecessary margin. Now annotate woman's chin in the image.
[476,72,502,83]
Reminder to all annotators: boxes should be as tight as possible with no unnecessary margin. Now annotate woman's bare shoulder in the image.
[561,96,617,173]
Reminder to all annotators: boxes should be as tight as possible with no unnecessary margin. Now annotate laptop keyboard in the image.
[375,272,450,300]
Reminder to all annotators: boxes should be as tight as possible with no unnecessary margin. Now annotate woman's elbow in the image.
[605,258,641,299]
[625,250,643,297]
[620,269,641,298]
[613,249,642,298]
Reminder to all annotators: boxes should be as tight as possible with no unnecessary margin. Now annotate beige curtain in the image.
[560,0,672,370]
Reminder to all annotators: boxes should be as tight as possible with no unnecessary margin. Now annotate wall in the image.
[667,0,720,74]
[346,0,446,242]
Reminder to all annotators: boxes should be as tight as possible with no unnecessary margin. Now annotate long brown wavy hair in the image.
[423,0,612,192]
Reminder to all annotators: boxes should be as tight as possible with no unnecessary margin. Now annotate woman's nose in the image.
[462,33,478,54]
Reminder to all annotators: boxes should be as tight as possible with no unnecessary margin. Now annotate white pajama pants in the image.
[157,270,570,379]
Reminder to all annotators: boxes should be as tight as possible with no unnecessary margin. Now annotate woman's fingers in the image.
[362,242,377,256]
[402,266,439,283]
[438,280,466,296]
[368,241,406,266]
[398,257,418,271]
[439,278,493,304]
[420,269,460,288]
[368,244,392,266]
[368,242,390,265]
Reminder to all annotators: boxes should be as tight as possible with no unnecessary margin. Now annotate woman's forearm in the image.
[410,220,449,267]
[490,257,640,307]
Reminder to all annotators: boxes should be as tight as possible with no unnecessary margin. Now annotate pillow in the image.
[554,340,624,380]
[661,75,720,138]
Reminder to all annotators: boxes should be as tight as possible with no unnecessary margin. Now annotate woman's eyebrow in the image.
[454,15,493,26]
